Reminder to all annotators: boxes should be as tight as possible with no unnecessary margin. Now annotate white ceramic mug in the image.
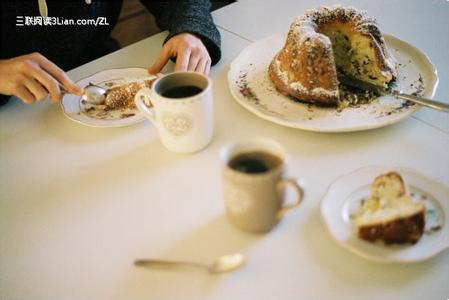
[135,72,213,153]
[220,137,304,233]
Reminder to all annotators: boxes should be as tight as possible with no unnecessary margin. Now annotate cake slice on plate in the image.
[355,172,425,244]
[104,79,155,109]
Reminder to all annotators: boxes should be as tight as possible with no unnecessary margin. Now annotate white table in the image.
[1,3,449,300]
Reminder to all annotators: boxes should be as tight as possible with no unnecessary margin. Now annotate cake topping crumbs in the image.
[81,77,157,120]
[237,71,260,103]
[338,82,378,109]
[410,74,424,96]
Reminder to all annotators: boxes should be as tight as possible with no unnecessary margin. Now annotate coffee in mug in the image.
[229,151,283,174]
[220,137,304,233]
[160,85,203,98]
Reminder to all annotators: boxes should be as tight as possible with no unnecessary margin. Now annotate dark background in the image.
[111,0,234,48]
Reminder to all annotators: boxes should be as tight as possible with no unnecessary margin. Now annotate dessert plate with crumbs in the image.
[320,166,449,263]
[228,33,438,132]
[61,67,159,127]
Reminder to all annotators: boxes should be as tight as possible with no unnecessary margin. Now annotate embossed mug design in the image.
[135,72,213,153]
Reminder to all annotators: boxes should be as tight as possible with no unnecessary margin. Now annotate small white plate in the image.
[320,166,449,263]
[227,33,439,132]
[61,67,157,127]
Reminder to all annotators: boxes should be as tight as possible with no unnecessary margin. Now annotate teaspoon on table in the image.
[134,253,245,274]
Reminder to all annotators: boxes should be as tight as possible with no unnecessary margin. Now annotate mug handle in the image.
[276,178,304,219]
[135,87,156,123]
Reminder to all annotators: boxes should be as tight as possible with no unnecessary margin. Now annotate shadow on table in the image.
[38,103,143,143]
[300,206,441,288]
[121,214,260,298]
[283,119,414,160]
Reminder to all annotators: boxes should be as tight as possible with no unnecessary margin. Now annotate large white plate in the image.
[227,33,439,132]
[320,166,449,263]
[61,67,157,127]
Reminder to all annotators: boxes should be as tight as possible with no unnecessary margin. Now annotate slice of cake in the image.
[104,79,155,109]
[355,172,425,244]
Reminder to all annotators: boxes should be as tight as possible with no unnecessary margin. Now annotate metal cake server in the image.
[338,75,449,113]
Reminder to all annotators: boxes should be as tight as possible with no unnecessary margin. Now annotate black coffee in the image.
[161,85,203,98]
[229,151,282,174]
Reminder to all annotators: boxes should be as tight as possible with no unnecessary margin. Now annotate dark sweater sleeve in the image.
[140,0,221,66]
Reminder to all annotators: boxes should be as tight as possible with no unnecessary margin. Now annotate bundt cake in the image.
[355,172,425,245]
[269,6,397,105]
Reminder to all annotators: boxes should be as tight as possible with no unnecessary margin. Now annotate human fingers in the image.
[175,48,191,72]
[195,58,207,74]
[32,53,82,95]
[148,46,171,74]
[205,59,211,75]
[187,52,201,72]
[23,76,48,102]
[28,65,62,102]
[16,85,35,104]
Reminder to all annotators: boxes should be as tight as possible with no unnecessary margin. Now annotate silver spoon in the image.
[81,83,107,104]
[134,253,245,274]
[60,82,107,104]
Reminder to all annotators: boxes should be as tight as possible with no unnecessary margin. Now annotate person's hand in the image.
[148,33,211,75]
[0,52,82,104]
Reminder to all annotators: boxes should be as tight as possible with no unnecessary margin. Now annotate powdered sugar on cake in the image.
[272,54,339,98]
